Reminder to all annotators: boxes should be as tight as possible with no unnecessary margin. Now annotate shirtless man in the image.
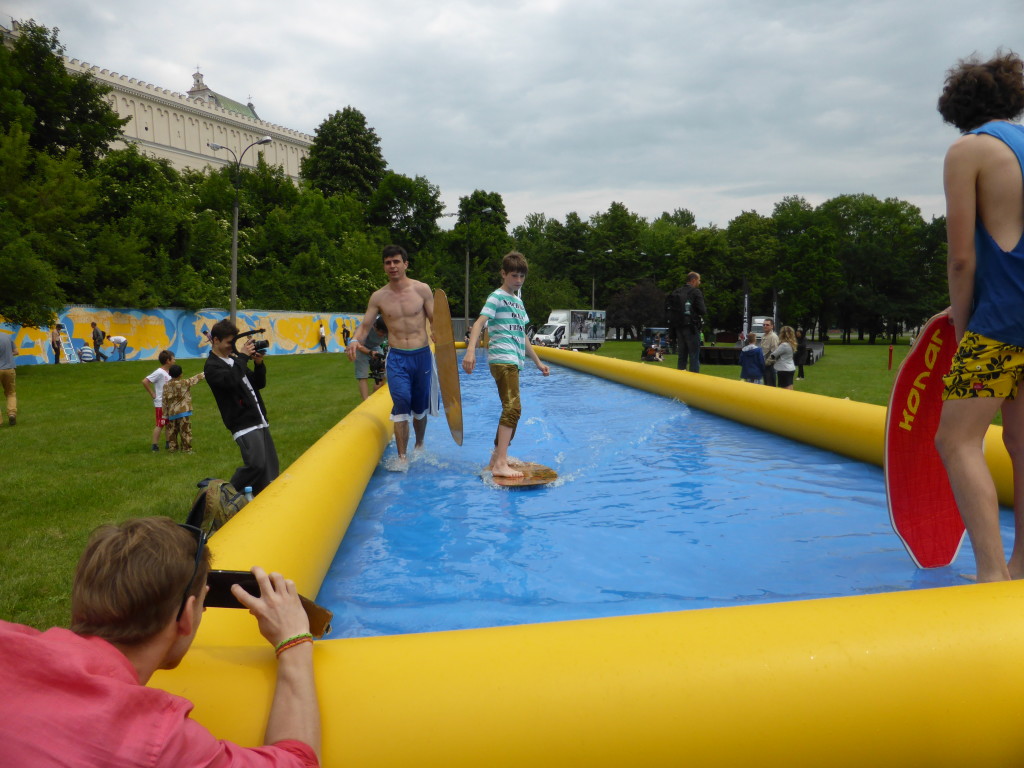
[934,51,1024,582]
[348,245,435,464]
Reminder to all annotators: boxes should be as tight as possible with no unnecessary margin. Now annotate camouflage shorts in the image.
[942,330,1024,400]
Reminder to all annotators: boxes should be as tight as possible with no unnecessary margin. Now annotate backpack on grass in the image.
[185,478,248,535]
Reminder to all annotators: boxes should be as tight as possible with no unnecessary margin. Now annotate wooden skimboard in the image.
[491,462,558,488]
[885,312,964,567]
[432,288,463,446]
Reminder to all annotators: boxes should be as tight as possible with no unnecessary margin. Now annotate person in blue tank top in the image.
[935,51,1024,582]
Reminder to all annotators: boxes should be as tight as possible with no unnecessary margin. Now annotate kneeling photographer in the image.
[204,319,279,496]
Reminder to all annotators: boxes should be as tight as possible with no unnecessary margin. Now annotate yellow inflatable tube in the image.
[536,347,1014,504]
[155,352,1024,767]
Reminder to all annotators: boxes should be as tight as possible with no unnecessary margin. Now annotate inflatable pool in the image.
[154,348,1024,767]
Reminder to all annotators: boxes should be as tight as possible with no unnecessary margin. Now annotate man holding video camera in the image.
[205,319,279,496]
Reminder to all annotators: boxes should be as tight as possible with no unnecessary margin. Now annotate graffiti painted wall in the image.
[2,307,365,366]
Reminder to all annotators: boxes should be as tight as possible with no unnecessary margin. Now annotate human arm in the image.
[419,282,436,345]
[525,335,550,376]
[422,283,435,327]
[347,299,381,362]
[694,288,708,322]
[462,316,488,374]
[142,376,156,399]
[231,567,321,761]
[944,136,979,343]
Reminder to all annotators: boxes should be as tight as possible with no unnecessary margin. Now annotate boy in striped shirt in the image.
[462,251,550,478]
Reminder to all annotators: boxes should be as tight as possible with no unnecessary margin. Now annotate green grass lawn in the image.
[0,352,364,629]
[1,339,912,630]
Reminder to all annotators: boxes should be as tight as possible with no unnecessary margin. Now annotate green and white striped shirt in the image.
[480,288,529,369]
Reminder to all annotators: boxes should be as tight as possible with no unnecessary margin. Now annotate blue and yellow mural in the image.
[3,307,364,365]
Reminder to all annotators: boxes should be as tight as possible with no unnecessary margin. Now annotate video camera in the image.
[232,328,270,357]
[369,350,386,384]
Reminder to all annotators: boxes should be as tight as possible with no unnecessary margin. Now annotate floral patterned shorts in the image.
[942,330,1024,400]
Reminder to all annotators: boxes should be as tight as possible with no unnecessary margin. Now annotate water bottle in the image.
[244,486,254,502]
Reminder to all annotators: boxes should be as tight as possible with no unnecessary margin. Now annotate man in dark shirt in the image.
[669,272,708,373]
[204,319,279,496]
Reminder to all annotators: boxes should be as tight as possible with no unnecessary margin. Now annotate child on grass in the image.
[141,350,175,452]
[739,331,766,384]
[163,364,205,453]
[462,251,550,478]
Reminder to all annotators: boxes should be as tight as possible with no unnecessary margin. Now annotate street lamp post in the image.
[207,136,272,326]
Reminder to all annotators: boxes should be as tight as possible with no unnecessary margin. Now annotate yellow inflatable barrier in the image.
[155,350,1024,767]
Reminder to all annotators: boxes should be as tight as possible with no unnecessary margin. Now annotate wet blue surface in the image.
[320,352,1005,638]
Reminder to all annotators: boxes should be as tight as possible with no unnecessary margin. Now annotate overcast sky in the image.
[2,1,1020,229]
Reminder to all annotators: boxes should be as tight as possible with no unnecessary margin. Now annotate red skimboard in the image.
[491,462,558,488]
[885,313,963,567]
[432,289,463,445]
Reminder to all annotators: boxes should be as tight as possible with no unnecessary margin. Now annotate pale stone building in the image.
[67,61,313,180]
[3,19,312,179]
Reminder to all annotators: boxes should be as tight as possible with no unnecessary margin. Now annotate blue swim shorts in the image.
[386,346,433,422]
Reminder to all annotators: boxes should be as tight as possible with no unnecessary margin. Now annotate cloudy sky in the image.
[2,0,1020,229]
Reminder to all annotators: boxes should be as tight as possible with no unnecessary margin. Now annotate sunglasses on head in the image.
[176,524,208,621]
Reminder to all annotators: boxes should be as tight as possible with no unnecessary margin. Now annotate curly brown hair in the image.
[938,50,1024,132]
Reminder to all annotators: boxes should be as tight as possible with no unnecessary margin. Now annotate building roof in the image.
[187,71,260,120]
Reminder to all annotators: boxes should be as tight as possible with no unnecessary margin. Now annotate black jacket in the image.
[204,352,269,433]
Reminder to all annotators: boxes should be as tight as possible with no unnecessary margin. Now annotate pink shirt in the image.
[0,620,318,768]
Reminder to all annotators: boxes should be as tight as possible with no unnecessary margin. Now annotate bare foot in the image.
[491,461,524,478]
[385,455,410,472]
[959,573,977,582]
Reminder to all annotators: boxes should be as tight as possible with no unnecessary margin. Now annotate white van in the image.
[533,310,606,351]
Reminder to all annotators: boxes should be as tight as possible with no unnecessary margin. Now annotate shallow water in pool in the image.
[319,353,1005,637]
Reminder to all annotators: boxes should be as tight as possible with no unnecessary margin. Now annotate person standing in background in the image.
[667,272,708,373]
[760,319,780,386]
[0,331,16,426]
[49,326,61,364]
[90,322,108,362]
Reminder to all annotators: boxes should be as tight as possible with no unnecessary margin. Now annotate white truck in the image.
[532,309,606,351]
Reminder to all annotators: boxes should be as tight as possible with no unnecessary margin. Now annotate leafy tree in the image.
[587,202,648,308]
[643,211,697,293]
[0,21,128,170]
[247,189,383,311]
[0,230,63,328]
[818,194,927,343]
[606,279,665,339]
[301,106,387,203]
[0,126,93,324]
[87,147,201,307]
[669,226,732,330]
[440,191,511,319]
[367,172,444,253]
